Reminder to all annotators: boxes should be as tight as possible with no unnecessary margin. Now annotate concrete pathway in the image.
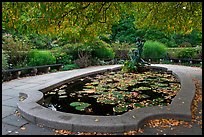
[2,64,202,135]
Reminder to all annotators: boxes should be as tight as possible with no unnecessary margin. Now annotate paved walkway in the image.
[2,64,202,135]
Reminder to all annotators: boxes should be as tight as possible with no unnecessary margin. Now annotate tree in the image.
[133,2,202,34]
[2,2,202,42]
[110,13,137,44]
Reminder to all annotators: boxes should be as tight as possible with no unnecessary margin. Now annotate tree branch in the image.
[98,3,112,23]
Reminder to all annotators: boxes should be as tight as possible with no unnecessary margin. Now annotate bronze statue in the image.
[131,37,150,66]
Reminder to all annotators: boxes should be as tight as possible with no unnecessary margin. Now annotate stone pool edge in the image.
[17,65,196,133]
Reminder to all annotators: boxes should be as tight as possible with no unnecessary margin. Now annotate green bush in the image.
[63,39,115,62]
[167,47,202,59]
[179,42,192,47]
[2,50,8,70]
[90,40,115,60]
[142,41,167,61]
[61,64,79,71]
[177,48,197,59]
[111,42,135,60]
[28,50,56,66]
[51,48,72,65]
[2,33,32,68]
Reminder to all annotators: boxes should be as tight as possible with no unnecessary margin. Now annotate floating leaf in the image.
[113,104,128,113]
[84,85,95,89]
[137,94,150,99]
[134,103,144,108]
[89,95,99,98]
[70,102,81,107]
[70,102,91,111]
[134,87,151,91]
[157,83,168,87]
[81,89,95,93]
[97,98,116,105]
[90,81,99,86]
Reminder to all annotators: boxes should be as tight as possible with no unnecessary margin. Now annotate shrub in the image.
[2,33,32,68]
[74,53,92,68]
[179,42,192,47]
[111,42,135,60]
[2,50,8,70]
[177,48,197,59]
[27,33,53,49]
[61,64,79,71]
[91,40,115,60]
[111,42,135,50]
[167,47,202,59]
[142,41,167,61]
[62,39,115,65]
[93,47,115,60]
[28,50,56,66]
[51,48,73,65]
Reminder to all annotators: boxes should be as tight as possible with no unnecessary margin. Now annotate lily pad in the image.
[137,94,150,99]
[90,81,99,86]
[89,95,99,98]
[84,85,95,89]
[157,83,169,87]
[134,103,145,108]
[97,98,116,105]
[113,104,128,113]
[70,102,91,111]
[133,87,151,91]
[81,89,95,93]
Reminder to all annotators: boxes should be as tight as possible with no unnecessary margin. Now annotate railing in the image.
[2,64,63,82]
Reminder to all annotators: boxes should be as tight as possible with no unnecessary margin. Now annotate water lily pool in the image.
[40,70,181,116]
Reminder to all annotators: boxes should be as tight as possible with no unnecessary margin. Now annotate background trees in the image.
[2,2,202,41]
[2,2,202,70]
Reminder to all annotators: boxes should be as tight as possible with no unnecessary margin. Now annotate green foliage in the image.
[142,41,167,61]
[167,47,202,59]
[111,42,135,50]
[2,50,8,70]
[179,42,192,47]
[177,48,198,59]
[2,33,32,68]
[122,60,137,73]
[134,2,202,34]
[94,47,115,60]
[3,2,201,44]
[90,40,115,60]
[111,42,134,60]
[143,28,176,47]
[70,102,91,111]
[63,39,115,61]
[110,13,137,43]
[28,50,56,66]
[27,33,53,49]
[171,30,202,47]
[51,48,72,65]
[61,64,79,71]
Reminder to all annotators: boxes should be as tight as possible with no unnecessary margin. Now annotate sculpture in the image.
[131,37,150,66]
[123,37,150,73]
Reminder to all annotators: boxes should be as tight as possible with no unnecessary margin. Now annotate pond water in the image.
[40,71,181,116]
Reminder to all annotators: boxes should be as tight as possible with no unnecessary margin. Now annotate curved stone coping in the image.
[17,65,196,133]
